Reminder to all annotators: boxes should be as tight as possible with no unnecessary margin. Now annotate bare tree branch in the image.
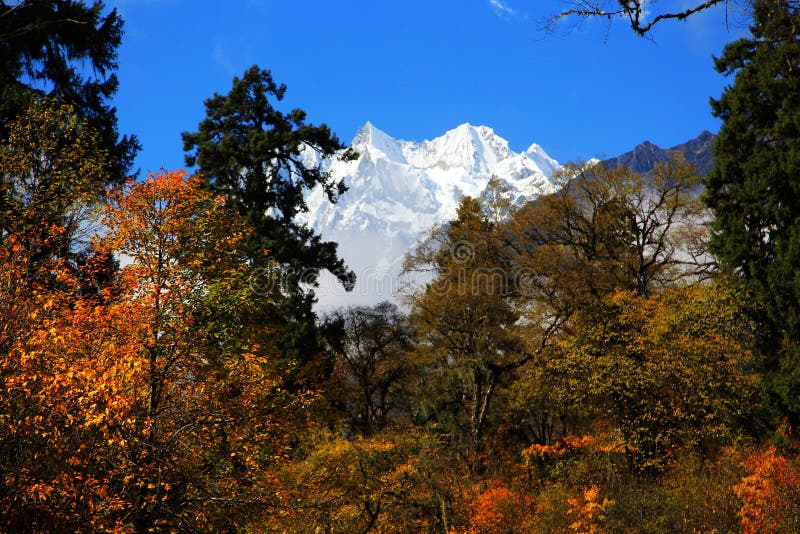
[545,0,744,37]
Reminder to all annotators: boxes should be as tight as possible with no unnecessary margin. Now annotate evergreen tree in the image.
[182,65,357,366]
[0,0,138,181]
[704,0,800,420]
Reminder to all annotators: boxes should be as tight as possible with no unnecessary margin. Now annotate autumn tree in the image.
[0,172,303,531]
[558,282,760,471]
[0,0,138,180]
[266,429,462,533]
[0,102,113,502]
[404,196,528,460]
[509,159,709,305]
[496,160,710,449]
[735,444,800,533]
[405,161,708,458]
[0,99,111,272]
[468,485,536,534]
[326,302,416,436]
[101,170,299,529]
[490,159,761,515]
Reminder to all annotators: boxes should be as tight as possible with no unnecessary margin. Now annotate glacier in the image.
[298,122,560,310]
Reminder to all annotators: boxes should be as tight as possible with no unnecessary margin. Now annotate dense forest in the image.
[3,0,800,532]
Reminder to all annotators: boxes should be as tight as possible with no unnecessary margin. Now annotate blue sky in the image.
[111,0,745,175]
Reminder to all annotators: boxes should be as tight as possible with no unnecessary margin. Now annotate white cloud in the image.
[488,0,519,18]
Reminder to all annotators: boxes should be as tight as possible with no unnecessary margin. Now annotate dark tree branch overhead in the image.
[547,0,744,36]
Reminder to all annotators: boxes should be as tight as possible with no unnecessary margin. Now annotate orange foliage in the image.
[734,446,800,533]
[522,434,626,465]
[0,171,299,531]
[468,485,533,534]
[566,485,614,534]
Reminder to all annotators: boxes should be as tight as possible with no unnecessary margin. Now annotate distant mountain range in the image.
[603,130,716,175]
[300,124,716,310]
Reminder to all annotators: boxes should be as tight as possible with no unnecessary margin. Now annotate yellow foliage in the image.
[566,485,614,534]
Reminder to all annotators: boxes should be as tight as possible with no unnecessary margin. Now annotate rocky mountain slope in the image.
[602,130,715,175]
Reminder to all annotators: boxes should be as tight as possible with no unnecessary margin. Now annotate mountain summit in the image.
[304,122,558,235]
[603,131,715,175]
[299,123,560,308]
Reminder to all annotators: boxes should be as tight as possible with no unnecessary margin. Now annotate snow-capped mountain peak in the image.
[401,123,511,174]
[302,123,561,308]
[525,143,560,177]
[351,121,406,162]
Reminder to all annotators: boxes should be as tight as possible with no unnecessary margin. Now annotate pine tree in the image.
[182,65,357,368]
[704,0,800,420]
[0,1,138,181]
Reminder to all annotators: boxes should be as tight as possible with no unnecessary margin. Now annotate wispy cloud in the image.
[677,0,748,51]
[640,0,652,22]
[488,0,520,19]
[211,40,237,75]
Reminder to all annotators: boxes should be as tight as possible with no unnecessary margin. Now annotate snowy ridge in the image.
[300,122,560,309]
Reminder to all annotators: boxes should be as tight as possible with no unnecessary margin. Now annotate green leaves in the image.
[705,0,800,421]
[182,65,357,371]
[182,65,356,289]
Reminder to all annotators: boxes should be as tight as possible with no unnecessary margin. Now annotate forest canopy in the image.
[3,0,800,531]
